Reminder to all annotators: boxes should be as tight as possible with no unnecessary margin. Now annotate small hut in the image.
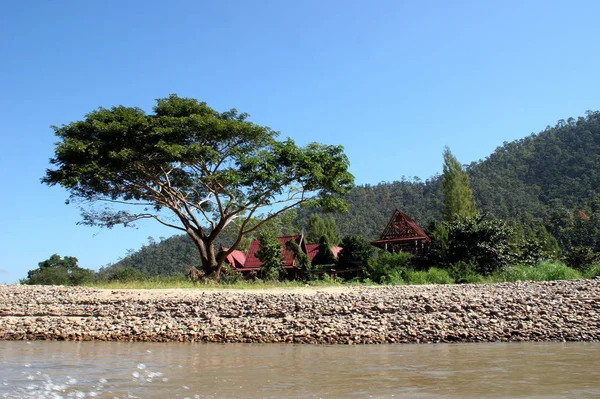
[371,209,431,255]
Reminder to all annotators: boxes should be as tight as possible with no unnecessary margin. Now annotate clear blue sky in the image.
[1,0,599,283]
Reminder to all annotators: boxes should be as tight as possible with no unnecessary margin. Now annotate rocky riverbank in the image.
[1,279,599,344]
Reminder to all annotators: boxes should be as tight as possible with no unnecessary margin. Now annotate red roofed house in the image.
[371,209,431,255]
[227,234,342,279]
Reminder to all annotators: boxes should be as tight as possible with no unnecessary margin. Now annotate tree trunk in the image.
[186,229,222,281]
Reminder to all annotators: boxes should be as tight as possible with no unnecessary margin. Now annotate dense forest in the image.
[100,111,600,277]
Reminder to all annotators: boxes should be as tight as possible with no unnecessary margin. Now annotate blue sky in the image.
[1,0,599,283]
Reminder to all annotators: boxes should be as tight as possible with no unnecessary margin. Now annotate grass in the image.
[77,261,594,290]
[495,261,582,282]
[404,267,454,285]
[84,275,350,290]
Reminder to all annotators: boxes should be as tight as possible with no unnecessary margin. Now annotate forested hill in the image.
[104,111,600,275]
[320,110,600,238]
[469,112,600,221]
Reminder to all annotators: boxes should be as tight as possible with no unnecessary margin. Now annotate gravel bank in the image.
[1,280,599,344]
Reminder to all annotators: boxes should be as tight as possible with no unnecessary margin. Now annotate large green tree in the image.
[43,95,354,280]
[23,254,95,286]
[440,146,477,222]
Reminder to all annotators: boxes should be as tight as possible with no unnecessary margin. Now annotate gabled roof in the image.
[241,235,303,270]
[222,249,246,269]
[371,209,431,246]
[305,243,320,262]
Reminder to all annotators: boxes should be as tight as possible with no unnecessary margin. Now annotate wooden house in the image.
[371,209,431,255]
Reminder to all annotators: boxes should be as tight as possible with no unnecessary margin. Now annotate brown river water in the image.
[0,341,598,398]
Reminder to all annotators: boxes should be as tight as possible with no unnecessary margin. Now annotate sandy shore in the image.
[1,279,599,344]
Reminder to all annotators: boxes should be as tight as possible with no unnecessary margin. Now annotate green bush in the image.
[220,264,243,284]
[109,267,147,282]
[565,246,600,272]
[367,252,414,284]
[429,216,518,276]
[584,263,600,279]
[404,267,454,285]
[499,261,581,282]
[448,261,486,284]
[23,254,95,286]
[68,268,96,285]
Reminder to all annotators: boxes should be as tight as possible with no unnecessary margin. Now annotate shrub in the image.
[109,267,147,282]
[220,264,243,284]
[338,235,373,269]
[404,268,454,285]
[256,231,284,281]
[584,263,600,279]
[448,261,486,284]
[425,267,455,284]
[429,216,518,276]
[499,261,581,282]
[565,246,600,272]
[367,252,414,284]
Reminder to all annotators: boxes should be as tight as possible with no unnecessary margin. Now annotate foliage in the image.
[22,254,95,286]
[448,261,487,284]
[367,251,414,284]
[256,231,284,280]
[296,176,443,240]
[108,266,147,282]
[497,261,581,282]
[513,224,561,265]
[337,235,373,269]
[584,263,600,279]
[430,216,517,275]
[285,239,311,279]
[441,146,477,222]
[565,246,600,272]
[43,95,354,280]
[470,113,600,218]
[306,213,340,245]
[219,263,243,284]
[311,236,337,266]
[404,268,454,285]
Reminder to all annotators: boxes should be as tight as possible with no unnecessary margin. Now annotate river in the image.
[1,341,598,398]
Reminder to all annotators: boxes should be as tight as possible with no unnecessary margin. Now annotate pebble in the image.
[0,280,599,344]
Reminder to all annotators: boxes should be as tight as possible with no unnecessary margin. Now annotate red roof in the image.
[305,243,320,262]
[241,235,303,270]
[331,246,342,258]
[224,249,246,269]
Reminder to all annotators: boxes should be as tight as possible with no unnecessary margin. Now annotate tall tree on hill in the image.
[441,146,477,222]
[306,213,340,245]
[42,95,354,281]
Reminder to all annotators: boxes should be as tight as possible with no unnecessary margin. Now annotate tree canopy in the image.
[23,254,95,286]
[441,146,477,222]
[306,213,340,245]
[43,95,354,279]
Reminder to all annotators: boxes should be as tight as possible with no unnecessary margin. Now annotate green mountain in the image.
[102,111,600,276]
